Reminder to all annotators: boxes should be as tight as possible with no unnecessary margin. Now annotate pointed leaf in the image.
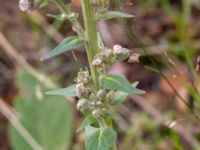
[77,115,96,133]
[98,11,135,20]
[112,81,140,105]
[85,126,117,150]
[113,91,128,105]
[42,36,85,60]
[45,84,77,96]
[100,74,145,94]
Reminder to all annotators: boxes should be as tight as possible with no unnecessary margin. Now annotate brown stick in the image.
[0,31,55,89]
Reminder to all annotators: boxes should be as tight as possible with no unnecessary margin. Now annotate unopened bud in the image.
[92,109,101,117]
[106,91,115,102]
[77,99,89,113]
[128,53,140,63]
[96,101,102,106]
[97,89,106,99]
[76,83,85,96]
[76,70,90,84]
[92,58,102,67]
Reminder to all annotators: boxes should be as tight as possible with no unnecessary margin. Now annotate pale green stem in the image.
[81,0,100,90]
[81,0,116,149]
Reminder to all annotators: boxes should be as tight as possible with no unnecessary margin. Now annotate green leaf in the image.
[113,91,128,105]
[42,36,85,60]
[45,84,77,96]
[100,74,145,94]
[112,82,139,105]
[85,126,117,150]
[98,11,135,20]
[9,70,73,150]
[77,115,96,133]
[97,32,104,49]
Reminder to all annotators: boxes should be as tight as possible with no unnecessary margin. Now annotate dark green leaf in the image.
[100,74,145,94]
[45,84,77,96]
[112,82,139,105]
[85,126,117,150]
[42,36,84,60]
[77,115,96,133]
[98,11,135,20]
[9,70,72,150]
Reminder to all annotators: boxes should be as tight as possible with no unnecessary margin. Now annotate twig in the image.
[0,30,55,89]
[0,98,44,150]
[130,95,200,149]
[0,30,74,102]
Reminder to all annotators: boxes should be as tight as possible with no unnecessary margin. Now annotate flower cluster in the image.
[92,44,140,73]
[75,69,108,118]
[75,45,140,118]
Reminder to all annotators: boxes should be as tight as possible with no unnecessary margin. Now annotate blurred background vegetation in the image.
[1,0,200,149]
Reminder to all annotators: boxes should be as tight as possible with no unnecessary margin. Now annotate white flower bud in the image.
[76,83,85,96]
[128,53,140,63]
[77,99,88,111]
[90,101,96,106]
[97,89,106,99]
[92,58,102,67]
[113,44,123,55]
[96,101,102,106]
[92,109,101,117]
[19,0,33,12]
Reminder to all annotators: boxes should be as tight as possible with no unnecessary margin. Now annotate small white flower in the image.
[76,83,85,96]
[19,0,33,12]
[113,44,123,55]
[92,58,102,67]
[128,53,140,63]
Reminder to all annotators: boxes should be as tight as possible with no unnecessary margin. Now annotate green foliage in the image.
[42,36,85,60]
[85,125,117,150]
[112,82,139,105]
[97,11,135,20]
[77,115,96,133]
[100,74,145,94]
[46,84,77,96]
[9,70,72,150]
[18,0,146,149]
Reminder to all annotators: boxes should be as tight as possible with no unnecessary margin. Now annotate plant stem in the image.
[54,0,85,38]
[54,0,100,89]
[81,1,116,149]
[81,0,100,90]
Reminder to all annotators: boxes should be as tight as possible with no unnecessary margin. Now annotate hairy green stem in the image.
[81,1,116,149]
[81,0,100,90]
[54,0,99,89]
